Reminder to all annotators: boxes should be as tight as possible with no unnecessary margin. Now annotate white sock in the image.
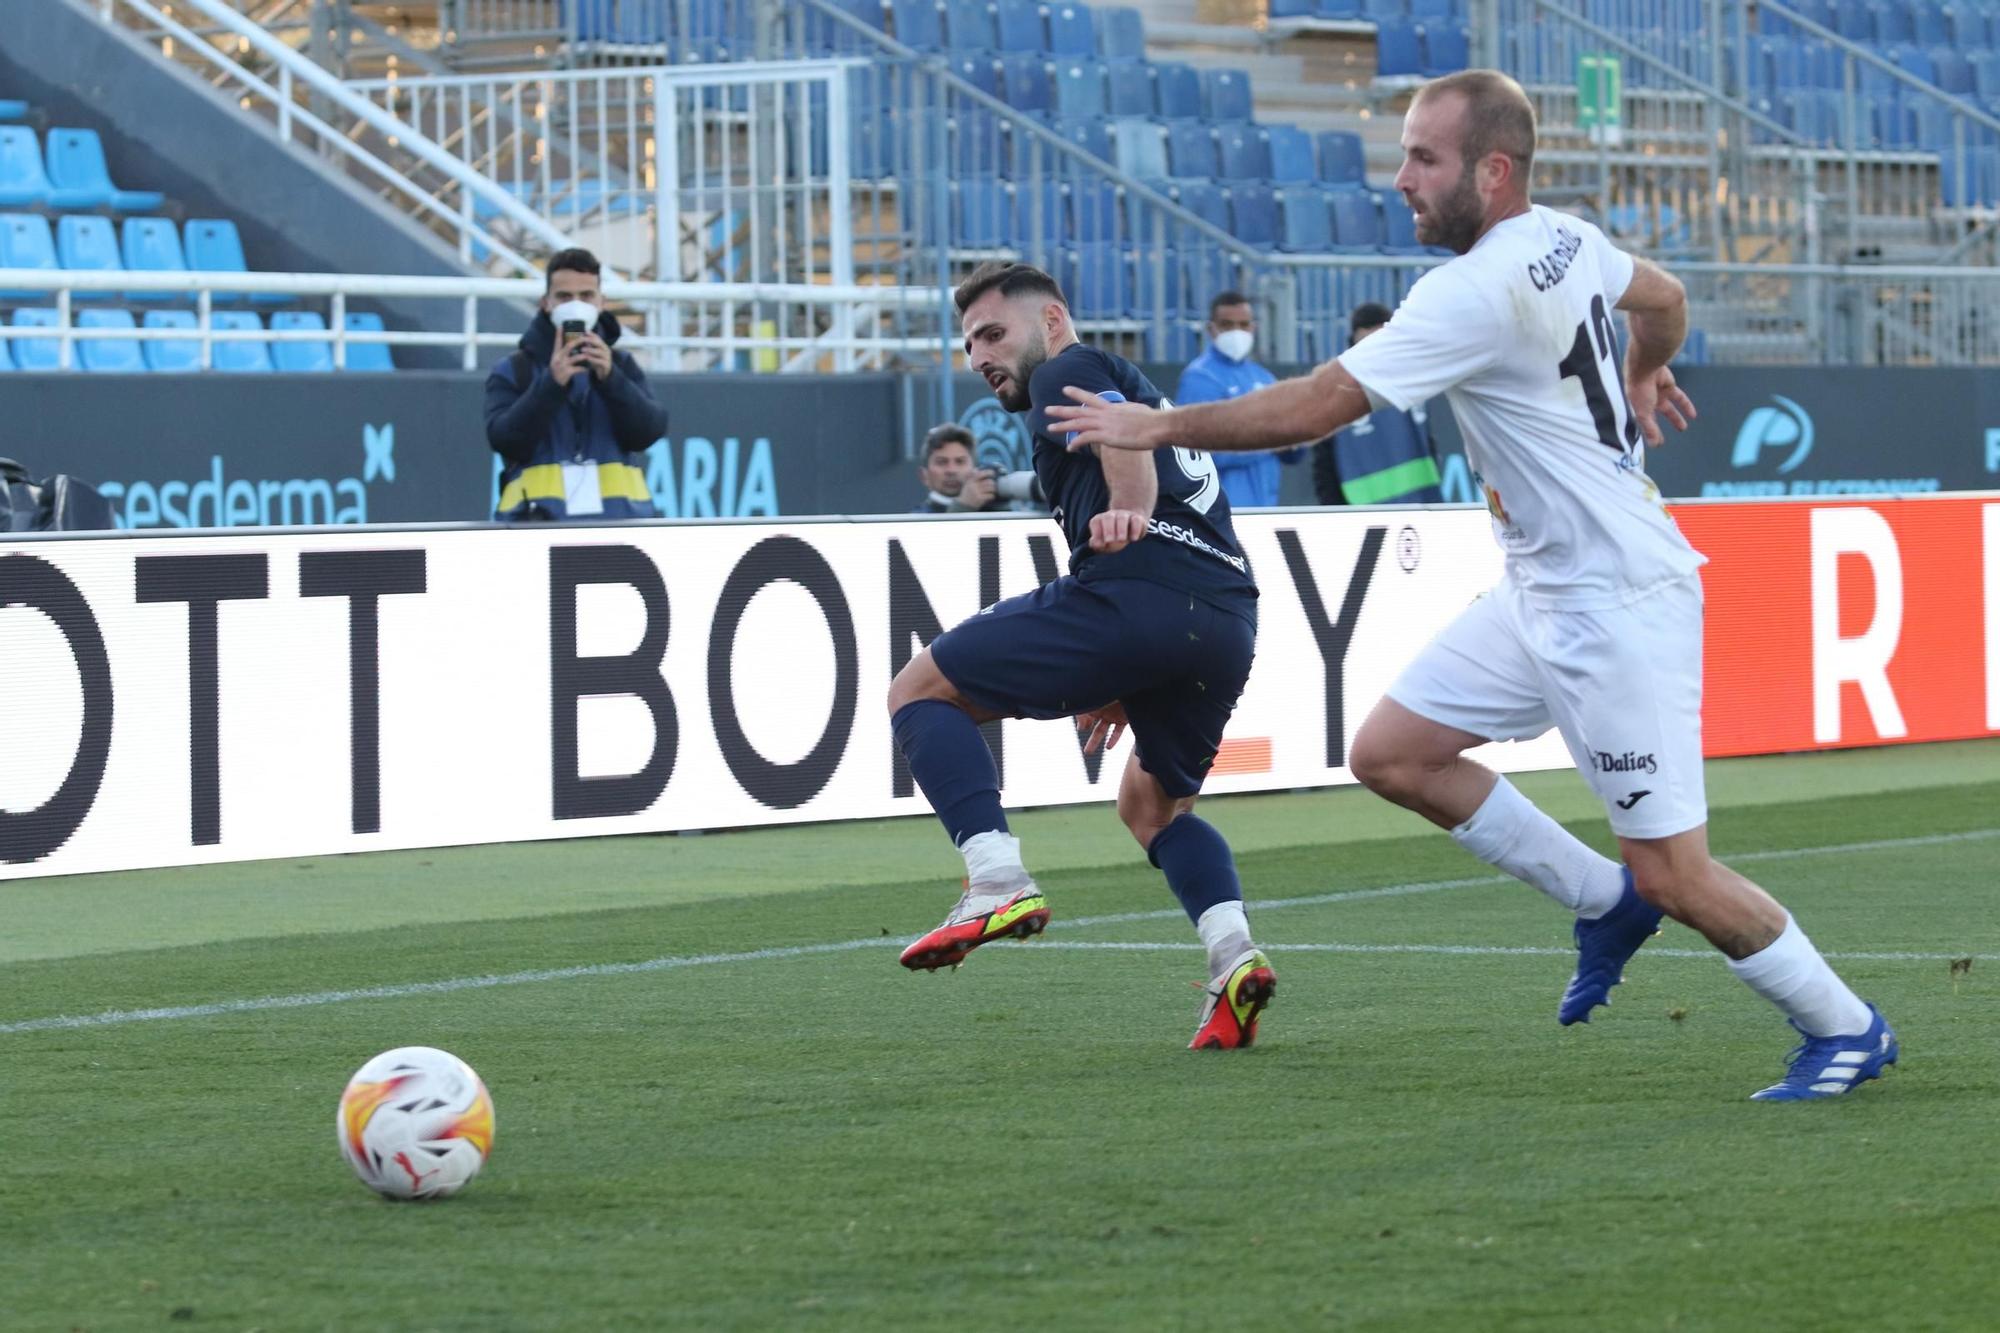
[959,830,1028,897]
[1196,901,1253,978]
[1727,915,1873,1038]
[1450,777,1626,919]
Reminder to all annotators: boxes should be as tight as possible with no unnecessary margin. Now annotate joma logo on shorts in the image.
[1592,750,1659,775]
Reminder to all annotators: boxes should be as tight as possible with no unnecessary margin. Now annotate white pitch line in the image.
[1031,941,2000,963]
[4,826,1995,1036]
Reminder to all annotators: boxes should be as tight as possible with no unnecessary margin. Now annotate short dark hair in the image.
[952,261,1067,316]
[922,423,975,462]
[1351,302,1393,334]
[1416,69,1537,178]
[1208,290,1252,320]
[545,247,601,291]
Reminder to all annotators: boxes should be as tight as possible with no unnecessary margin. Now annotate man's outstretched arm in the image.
[1048,359,1375,453]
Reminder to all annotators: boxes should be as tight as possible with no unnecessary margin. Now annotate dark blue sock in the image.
[891,699,1009,847]
[1148,813,1242,926]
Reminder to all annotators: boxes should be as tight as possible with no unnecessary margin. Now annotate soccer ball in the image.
[336,1046,495,1200]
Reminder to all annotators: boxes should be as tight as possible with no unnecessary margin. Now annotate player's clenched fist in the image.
[1089,508,1149,553]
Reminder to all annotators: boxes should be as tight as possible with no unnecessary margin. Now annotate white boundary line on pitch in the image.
[1034,942,2000,962]
[3,826,1995,1037]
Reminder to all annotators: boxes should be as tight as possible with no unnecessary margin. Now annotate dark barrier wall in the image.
[6,367,1995,528]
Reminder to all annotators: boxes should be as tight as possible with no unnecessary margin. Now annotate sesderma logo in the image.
[95,423,393,529]
[1732,395,1815,474]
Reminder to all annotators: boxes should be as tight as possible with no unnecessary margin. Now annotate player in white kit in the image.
[1048,70,1896,1101]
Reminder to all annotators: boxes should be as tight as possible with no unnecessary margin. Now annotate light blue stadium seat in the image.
[0,100,27,121]
[1227,182,1278,247]
[1097,5,1145,58]
[1215,122,1270,179]
[1275,186,1333,252]
[55,215,122,302]
[269,310,334,372]
[1422,22,1470,74]
[1046,2,1097,55]
[120,216,189,304]
[10,307,62,371]
[1104,59,1153,114]
[1200,68,1253,120]
[1110,117,1168,179]
[1316,130,1367,184]
[1265,123,1317,182]
[142,308,201,372]
[1165,121,1217,177]
[1051,60,1108,115]
[943,0,994,48]
[45,128,164,211]
[1153,61,1202,118]
[77,308,144,373]
[997,53,1053,112]
[0,126,95,208]
[0,212,57,300]
[891,0,945,50]
[185,217,293,306]
[1375,17,1424,75]
[341,312,397,372]
[1330,188,1384,247]
[210,309,274,372]
[992,0,1042,49]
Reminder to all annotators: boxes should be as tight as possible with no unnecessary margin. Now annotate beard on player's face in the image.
[1416,162,1484,255]
[992,326,1048,412]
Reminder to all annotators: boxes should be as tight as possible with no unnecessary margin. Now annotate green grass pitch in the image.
[3,740,1997,1331]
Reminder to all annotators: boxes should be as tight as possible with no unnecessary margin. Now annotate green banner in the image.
[1577,54,1624,146]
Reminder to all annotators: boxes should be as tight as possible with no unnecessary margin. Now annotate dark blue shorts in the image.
[930,576,1256,798]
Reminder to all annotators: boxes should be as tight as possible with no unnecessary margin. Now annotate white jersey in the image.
[1338,205,1705,610]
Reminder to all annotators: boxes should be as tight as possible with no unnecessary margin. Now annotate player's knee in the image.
[1349,731,1417,798]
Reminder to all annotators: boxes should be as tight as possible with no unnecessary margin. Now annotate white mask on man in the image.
[1213,328,1254,363]
[550,300,600,331]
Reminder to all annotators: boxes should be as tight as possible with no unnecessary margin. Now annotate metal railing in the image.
[0,270,948,373]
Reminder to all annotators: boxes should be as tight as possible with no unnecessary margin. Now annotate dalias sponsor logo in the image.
[96,424,395,528]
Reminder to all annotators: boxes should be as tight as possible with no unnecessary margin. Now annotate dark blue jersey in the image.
[1026,343,1258,619]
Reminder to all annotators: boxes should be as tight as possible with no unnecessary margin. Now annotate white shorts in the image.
[1386,575,1709,839]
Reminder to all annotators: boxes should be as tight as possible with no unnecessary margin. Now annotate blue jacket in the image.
[485,309,667,521]
[1176,346,1303,509]
[1313,401,1443,506]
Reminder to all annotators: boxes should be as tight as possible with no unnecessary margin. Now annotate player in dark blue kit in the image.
[886,262,1276,1049]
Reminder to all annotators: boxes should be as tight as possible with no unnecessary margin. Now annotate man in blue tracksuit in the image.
[1312,302,1444,506]
[1175,291,1303,508]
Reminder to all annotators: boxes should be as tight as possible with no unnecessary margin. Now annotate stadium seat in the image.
[10,307,61,371]
[950,109,1006,175]
[1316,0,1369,15]
[1227,183,1278,247]
[1316,130,1367,185]
[1948,3,1993,47]
[210,309,274,372]
[1974,50,2000,99]
[1422,23,1471,74]
[1104,59,1154,114]
[942,0,994,48]
[1200,69,1253,121]
[1833,0,1873,38]
[1165,121,1218,177]
[1379,191,1422,250]
[141,308,201,372]
[992,0,1042,50]
[1110,117,1168,179]
[1410,0,1453,19]
[1275,186,1333,252]
[948,53,1002,96]
[0,212,58,300]
[1062,241,1129,318]
[890,0,945,50]
[1375,18,1424,75]
[1269,0,1318,15]
[269,310,335,372]
[77,308,144,373]
[55,215,122,301]
[1097,5,1145,58]
[1329,188,1384,247]
[1364,0,1407,17]
[1216,123,1271,179]
[952,177,1011,247]
[1930,48,1975,94]
[1051,60,1108,115]
[1046,2,1097,55]
[0,99,26,121]
[0,333,13,371]
[1265,124,1317,182]
[997,53,1053,112]
[1153,62,1202,119]
[341,312,397,372]
[185,218,293,306]
[1013,180,1066,243]
[802,0,884,53]
[45,128,165,211]
[120,216,189,304]
[1070,180,1123,240]
[1051,114,1113,163]
[0,126,95,208]
[1169,180,1230,230]
[1871,0,1915,44]
[1912,0,1951,44]
[1894,47,1937,85]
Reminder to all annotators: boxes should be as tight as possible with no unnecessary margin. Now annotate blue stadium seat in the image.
[1409,0,1452,18]
[1782,89,1842,144]
[10,308,61,371]
[1974,50,2000,99]
[1422,22,1470,74]
[1046,2,1097,54]
[0,212,57,300]
[55,215,122,301]
[1097,5,1145,58]
[1833,0,1874,38]
[1672,327,1710,367]
[1111,117,1168,178]
[1215,122,1270,179]
[890,0,945,50]
[1104,59,1154,114]
[1051,60,1108,115]
[1800,39,1843,89]
[1200,68,1253,121]
[942,0,993,48]
[1379,191,1422,249]
[1931,47,1976,93]
[269,310,335,372]
[341,312,397,372]
[1895,47,1937,85]
[1376,18,1424,75]
[949,52,1003,96]
[804,0,886,53]
[0,126,93,208]
[1227,183,1278,247]
[185,218,292,306]
[1871,0,1915,43]
[1051,114,1113,163]
[1269,0,1317,14]
[1275,186,1333,251]
[997,53,1053,111]
[1265,123,1317,182]
[951,109,1006,176]
[210,310,274,372]
[1169,180,1230,229]
[45,128,165,211]
[0,99,26,121]
[1125,246,1182,319]
[141,309,201,372]
[1364,0,1406,16]
[992,0,1042,49]
[121,216,188,304]
[1316,0,1368,14]
[1013,180,1066,243]
[1070,181,1123,240]
[78,308,144,373]
[1329,188,1384,247]
[0,332,12,372]
[1947,3,1992,47]
[1062,241,1129,318]
[1316,130,1367,184]
[953,177,1011,247]
[1165,121,1217,177]
[1912,0,1951,43]
[1153,62,1202,119]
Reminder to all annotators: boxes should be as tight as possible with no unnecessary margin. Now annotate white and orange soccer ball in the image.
[336,1046,495,1200]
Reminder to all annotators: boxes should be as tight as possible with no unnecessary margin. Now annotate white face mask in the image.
[1213,328,1254,362]
[549,299,599,332]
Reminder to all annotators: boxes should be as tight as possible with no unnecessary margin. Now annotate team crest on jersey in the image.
[957,397,1033,473]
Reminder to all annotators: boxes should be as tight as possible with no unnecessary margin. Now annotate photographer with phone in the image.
[486,248,668,521]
